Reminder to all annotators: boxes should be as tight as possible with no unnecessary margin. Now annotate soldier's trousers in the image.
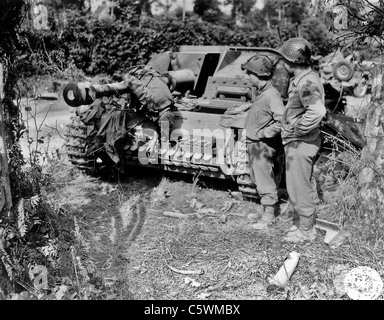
[284,137,321,219]
[247,139,280,206]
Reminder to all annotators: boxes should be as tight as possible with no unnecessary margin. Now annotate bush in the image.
[20,10,295,77]
[18,6,333,78]
[300,18,332,56]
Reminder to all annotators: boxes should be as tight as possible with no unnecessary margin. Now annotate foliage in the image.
[0,0,26,205]
[15,0,334,79]
[19,8,296,77]
[255,0,308,27]
[222,0,256,22]
[300,18,332,57]
[323,153,384,246]
[307,0,384,53]
[193,0,222,20]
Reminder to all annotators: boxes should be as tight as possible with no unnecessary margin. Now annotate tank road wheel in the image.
[333,60,354,82]
[64,115,106,173]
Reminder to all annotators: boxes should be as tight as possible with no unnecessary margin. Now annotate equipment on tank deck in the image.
[63,46,365,200]
[316,50,378,115]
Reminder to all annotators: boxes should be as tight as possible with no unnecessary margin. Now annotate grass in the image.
[7,101,384,300]
[40,155,383,300]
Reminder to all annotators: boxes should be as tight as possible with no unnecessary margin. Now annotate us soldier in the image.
[242,55,285,230]
[278,38,327,243]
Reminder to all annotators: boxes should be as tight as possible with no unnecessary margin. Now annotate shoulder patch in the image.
[301,80,321,98]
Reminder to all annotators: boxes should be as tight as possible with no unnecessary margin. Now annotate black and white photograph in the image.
[0,0,383,305]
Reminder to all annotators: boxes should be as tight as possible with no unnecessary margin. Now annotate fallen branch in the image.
[163,211,188,219]
[166,263,203,275]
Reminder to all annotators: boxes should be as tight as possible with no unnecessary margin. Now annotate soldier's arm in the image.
[258,96,284,139]
[295,80,326,136]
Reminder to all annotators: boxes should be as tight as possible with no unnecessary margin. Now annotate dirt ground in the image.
[18,95,384,300]
[19,96,75,162]
[44,163,384,300]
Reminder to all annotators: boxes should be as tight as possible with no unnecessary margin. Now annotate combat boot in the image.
[283,214,317,243]
[250,205,276,231]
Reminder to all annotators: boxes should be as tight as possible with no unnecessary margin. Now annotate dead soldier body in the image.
[242,55,285,230]
[79,65,176,164]
[122,65,176,151]
[278,37,327,243]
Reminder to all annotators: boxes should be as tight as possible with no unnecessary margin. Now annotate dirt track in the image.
[19,96,74,161]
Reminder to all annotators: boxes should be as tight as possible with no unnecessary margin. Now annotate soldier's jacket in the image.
[281,68,327,145]
[122,65,173,120]
[245,82,285,142]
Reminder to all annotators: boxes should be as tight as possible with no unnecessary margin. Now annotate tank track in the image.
[64,118,340,203]
[64,115,260,199]
[64,115,99,172]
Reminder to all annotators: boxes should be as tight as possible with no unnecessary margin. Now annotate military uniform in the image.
[281,68,326,227]
[241,54,285,228]
[79,66,176,165]
[123,66,175,134]
[245,82,285,209]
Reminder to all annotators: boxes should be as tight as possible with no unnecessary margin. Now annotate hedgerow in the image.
[19,8,310,77]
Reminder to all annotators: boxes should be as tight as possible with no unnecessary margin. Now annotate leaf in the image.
[17,199,27,237]
[184,277,201,288]
[55,285,69,300]
[197,292,211,299]
[30,195,40,208]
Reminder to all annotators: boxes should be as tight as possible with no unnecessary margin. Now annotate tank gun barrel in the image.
[63,82,130,107]
[63,69,197,107]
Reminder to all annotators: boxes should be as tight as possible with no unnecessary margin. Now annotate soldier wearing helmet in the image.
[242,54,285,231]
[278,37,327,243]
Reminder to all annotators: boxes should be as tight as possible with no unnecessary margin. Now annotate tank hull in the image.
[64,46,365,200]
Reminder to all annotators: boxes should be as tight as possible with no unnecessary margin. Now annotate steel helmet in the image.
[241,55,275,77]
[279,37,312,65]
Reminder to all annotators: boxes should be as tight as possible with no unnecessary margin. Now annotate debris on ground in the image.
[229,191,243,201]
[184,277,201,288]
[167,264,204,275]
[268,251,301,288]
[218,214,227,224]
[163,211,188,219]
[12,156,381,301]
[190,198,204,210]
[328,230,351,249]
